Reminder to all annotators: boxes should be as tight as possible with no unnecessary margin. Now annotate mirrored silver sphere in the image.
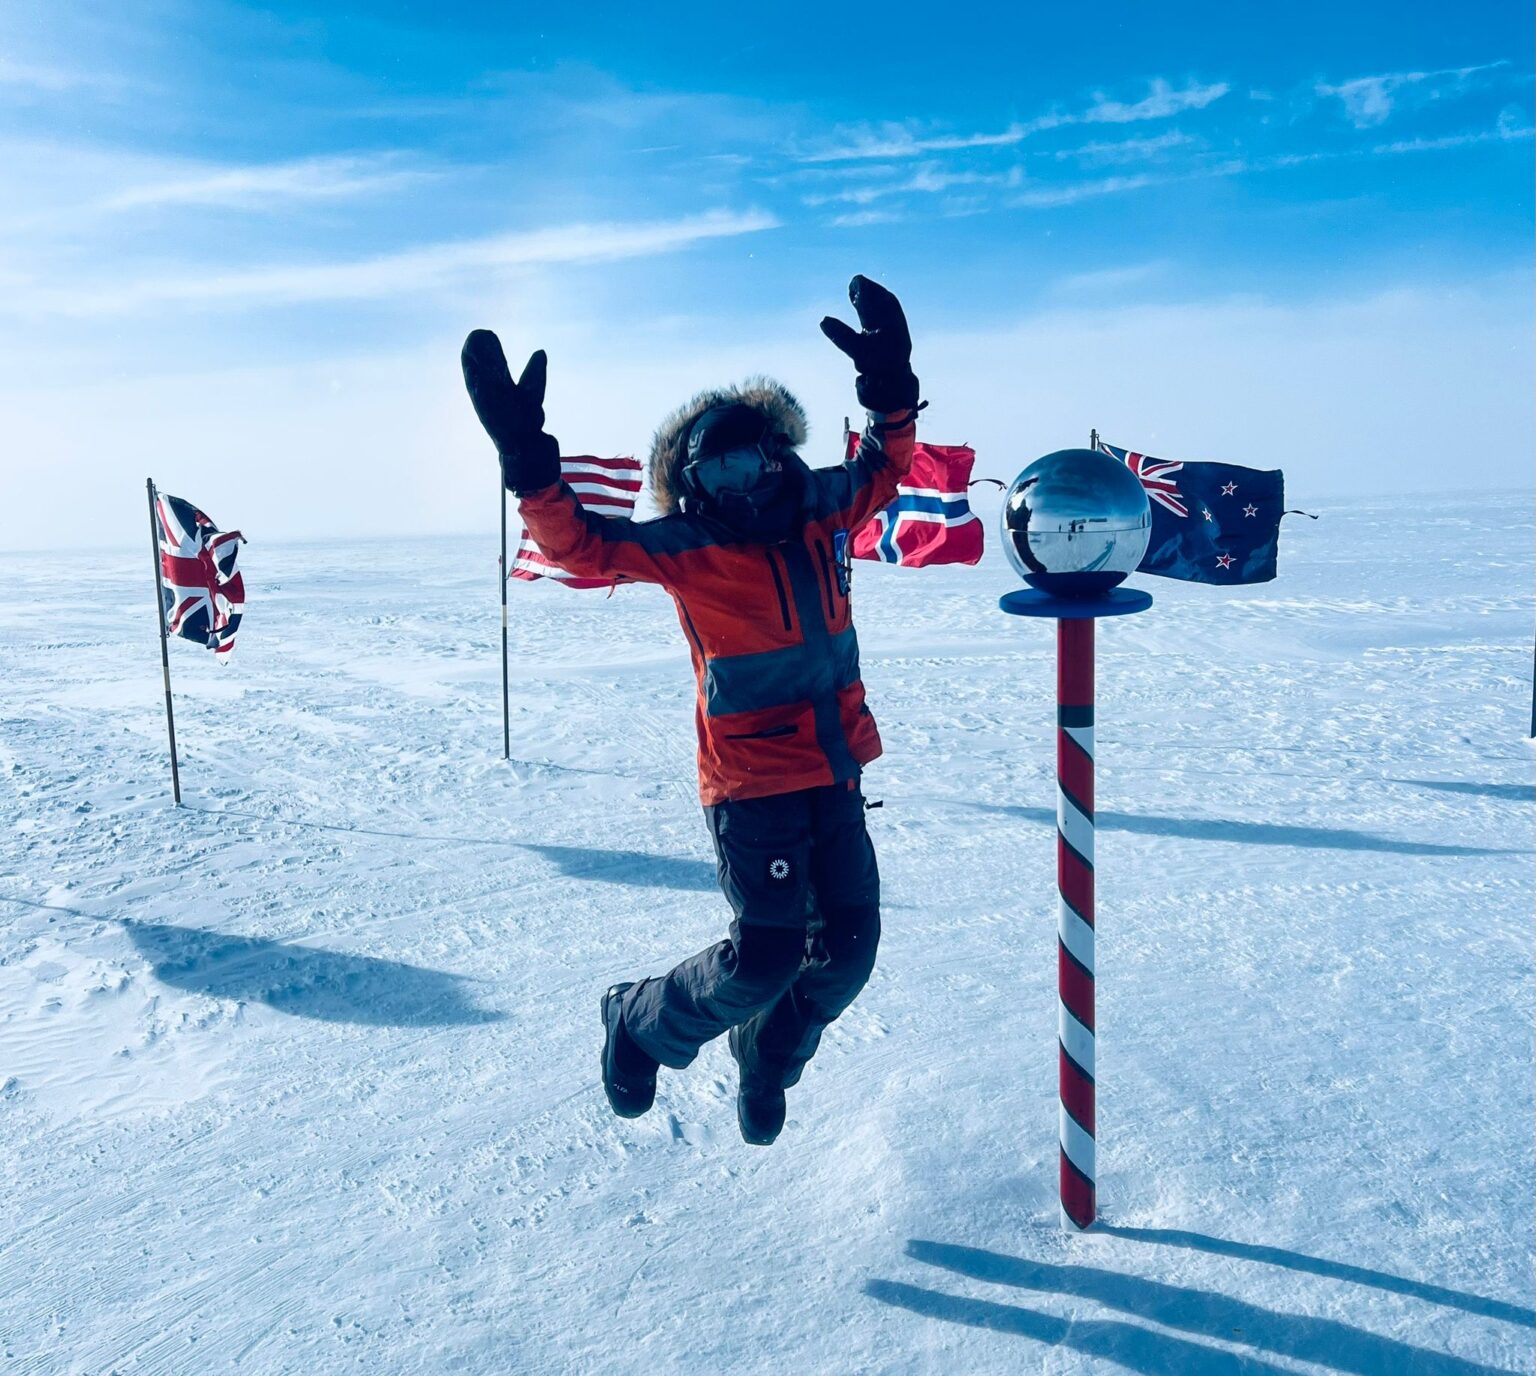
[1001,448,1151,596]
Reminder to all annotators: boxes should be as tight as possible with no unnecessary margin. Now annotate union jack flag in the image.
[1120,450,1188,517]
[510,455,641,589]
[154,490,245,656]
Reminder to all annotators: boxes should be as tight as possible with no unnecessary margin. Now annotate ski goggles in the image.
[685,443,782,502]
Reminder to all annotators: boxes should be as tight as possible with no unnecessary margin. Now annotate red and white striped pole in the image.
[1000,585,1148,1229]
[1055,618,1097,1230]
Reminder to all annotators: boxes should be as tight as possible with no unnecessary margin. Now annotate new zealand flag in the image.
[1096,439,1285,585]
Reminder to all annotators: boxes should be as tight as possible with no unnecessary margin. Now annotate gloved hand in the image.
[461,329,562,494]
[819,274,919,414]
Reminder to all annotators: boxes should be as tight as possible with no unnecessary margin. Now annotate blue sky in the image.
[2,1,1531,545]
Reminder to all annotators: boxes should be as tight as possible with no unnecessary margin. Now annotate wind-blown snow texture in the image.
[2,491,1532,1375]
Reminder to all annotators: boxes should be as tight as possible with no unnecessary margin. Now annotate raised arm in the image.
[808,275,921,529]
[461,329,672,585]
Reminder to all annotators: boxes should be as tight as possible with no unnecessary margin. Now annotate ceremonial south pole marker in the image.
[997,447,1154,1232]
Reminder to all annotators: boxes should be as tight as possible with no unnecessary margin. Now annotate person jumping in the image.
[461,275,919,1144]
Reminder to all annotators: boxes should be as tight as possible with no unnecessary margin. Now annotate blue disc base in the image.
[998,586,1154,619]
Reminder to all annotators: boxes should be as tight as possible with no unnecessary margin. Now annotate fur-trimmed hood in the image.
[648,377,808,516]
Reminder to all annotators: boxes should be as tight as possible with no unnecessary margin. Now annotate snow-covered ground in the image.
[2,489,1532,1375]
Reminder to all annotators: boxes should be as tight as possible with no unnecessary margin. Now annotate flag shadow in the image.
[1099,1226,1535,1328]
[955,802,1521,857]
[873,1240,1520,1376]
[521,844,717,892]
[864,1278,1294,1375]
[1397,779,1536,804]
[124,920,503,1027]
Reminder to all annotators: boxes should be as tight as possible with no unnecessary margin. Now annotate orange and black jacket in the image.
[519,409,917,805]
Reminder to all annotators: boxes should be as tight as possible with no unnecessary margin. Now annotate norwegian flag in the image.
[847,437,985,567]
[510,455,641,589]
[154,491,245,656]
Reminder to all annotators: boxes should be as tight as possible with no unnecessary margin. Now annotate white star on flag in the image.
[1216,553,1235,569]
[1243,504,1258,517]
[1221,482,1237,495]
[1202,507,1213,521]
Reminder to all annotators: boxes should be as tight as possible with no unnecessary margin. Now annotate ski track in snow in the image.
[1,493,1532,1374]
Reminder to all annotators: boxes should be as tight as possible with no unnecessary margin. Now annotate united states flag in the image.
[154,491,245,656]
[509,455,641,589]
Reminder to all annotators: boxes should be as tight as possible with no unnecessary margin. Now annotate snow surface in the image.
[1,490,1533,1375]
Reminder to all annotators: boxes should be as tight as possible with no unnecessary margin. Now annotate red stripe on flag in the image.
[1058,940,1095,1032]
[1059,1043,1095,1132]
[1058,836,1094,921]
[562,455,641,473]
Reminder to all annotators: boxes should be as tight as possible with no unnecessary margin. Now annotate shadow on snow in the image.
[1100,1226,1535,1328]
[953,801,1521,857]
[1396,779,1536,804]
[182,806,717,890]
[123,920,503,1027]
[864,1239,1524,1376]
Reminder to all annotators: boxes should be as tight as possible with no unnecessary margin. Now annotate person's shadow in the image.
[124,921,503,1027]
[865,1237,1529,1376]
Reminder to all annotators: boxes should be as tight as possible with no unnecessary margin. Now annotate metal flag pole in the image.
[500,474,511,760]
[1089,428,1099,451]
[145,478,182,806]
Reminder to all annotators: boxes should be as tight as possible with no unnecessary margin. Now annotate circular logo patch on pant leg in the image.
[768,857,792,883]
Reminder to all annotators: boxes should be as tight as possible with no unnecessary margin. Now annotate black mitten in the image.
[819,275,919,413]
[461,330,562,493]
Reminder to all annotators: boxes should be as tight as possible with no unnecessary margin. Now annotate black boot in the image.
[601,983,658,1119]
[728,1026,786,1146]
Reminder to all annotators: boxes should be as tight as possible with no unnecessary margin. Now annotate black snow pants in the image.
[620,780,880,1091]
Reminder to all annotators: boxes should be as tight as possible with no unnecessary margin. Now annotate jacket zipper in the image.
[674,593,707,660]
[765,551,792,631]
[815,539,838,623]
[725,723,798,740]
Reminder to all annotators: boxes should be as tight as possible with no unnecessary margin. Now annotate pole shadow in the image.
[1099,1226,1535,1328]
[897,1240,1520,1376]
[1396,780,1536,804]
[124,920,504,1027]
[864,1279,1293,1374]
[951,801,1522,857]
[181,807,717,891]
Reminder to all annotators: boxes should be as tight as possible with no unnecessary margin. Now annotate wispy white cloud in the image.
[798,120,1038,164]
[1372,112,1535,154]
[804,162,1022,206]
[1316,61,1507,127]
[6,209,780,317]
[99,154,431,211]
[828,209,903,229]
[1082,79,1229,124]
[1056,131,1196,165]
[799,78,1227,163]
[1011,173,1162,208]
